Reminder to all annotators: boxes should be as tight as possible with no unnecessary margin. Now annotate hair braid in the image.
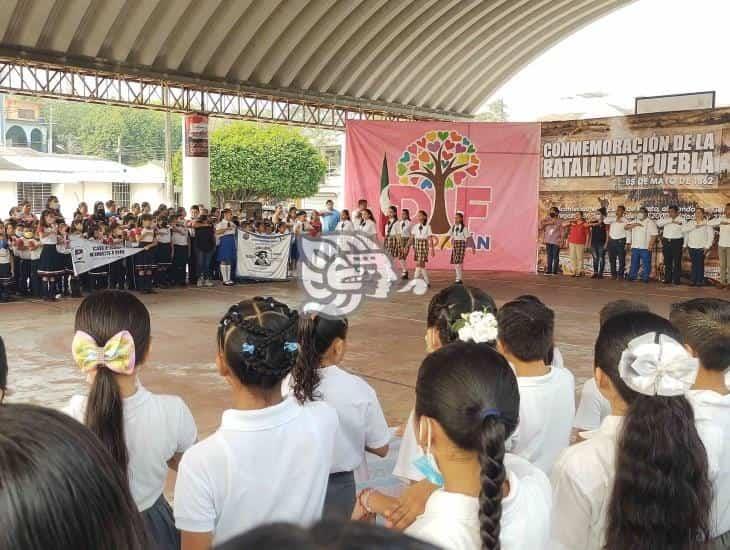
[478,418,507,550]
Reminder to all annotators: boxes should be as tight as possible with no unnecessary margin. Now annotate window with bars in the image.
[322,147,342,176]
[112,182,131,209]
[16,182,51,214]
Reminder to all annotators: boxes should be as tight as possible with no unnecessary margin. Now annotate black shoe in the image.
[591,274,598,279]
[455,280,463,284]
[401,273,408,280]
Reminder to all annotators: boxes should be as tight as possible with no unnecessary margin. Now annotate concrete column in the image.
[182,114,210,210]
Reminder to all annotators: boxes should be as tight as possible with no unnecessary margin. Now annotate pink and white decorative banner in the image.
[345,120,541,271]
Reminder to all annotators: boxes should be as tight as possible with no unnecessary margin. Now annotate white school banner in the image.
[70,236,142,276]
[236,231,291,281]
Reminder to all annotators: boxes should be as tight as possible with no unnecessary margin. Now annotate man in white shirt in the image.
[709,203,730,287]
[656,205,686,285]
[625,207,658,283]
[683,207,715,287]
[604,205,629,279]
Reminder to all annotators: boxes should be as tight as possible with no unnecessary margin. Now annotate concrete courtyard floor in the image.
[4,270,725,435]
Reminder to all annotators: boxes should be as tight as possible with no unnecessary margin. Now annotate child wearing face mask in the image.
[357,342,551,550]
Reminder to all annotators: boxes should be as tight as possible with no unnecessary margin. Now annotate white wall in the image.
[0,181,16,218]
[130,182,165,208]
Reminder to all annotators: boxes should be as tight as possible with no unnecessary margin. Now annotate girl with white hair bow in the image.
[550,310,712,550]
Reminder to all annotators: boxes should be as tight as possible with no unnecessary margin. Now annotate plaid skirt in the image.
[451,240,466,264]
[399,237,411,260]
[413,238,430,263]
[384,236,400,258]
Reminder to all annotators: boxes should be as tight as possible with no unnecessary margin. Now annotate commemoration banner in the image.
[236,231,291,281]
[539,107,730,279]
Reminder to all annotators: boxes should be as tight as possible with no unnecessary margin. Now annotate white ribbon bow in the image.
[618,332,699,397]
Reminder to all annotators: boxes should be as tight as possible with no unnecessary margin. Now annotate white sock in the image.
[455,265,463,281]
[414,267,422,279]
[221,264,230,283]
[422,269,430,284]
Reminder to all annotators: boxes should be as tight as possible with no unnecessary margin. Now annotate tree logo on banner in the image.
[396,130,480,234]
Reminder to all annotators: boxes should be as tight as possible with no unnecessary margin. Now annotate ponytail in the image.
[605,395,711,550]
[85,367,128,477]
[293,317,322,403]
[478,418,507,550]
[292,315,348,403]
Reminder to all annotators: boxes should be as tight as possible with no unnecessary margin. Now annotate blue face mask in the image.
[412,418,444,486]
[0,239,6,249]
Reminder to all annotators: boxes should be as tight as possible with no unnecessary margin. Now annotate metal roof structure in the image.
[0,0,634,127]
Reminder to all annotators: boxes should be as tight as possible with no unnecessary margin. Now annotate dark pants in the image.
[689,247,706,285]
[188,240,198,281]
[545,243,560,274]
[196,249,214,280]
[173,245,188,285]
[608,238,627,278]
[662,238,683,284]
[30,260,40,297]
[18,259,30,295]
[591,244,606,277]
[109,260,125,289]
[323,471,356,519]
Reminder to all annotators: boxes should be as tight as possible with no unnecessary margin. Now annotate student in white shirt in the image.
[683,207,715,287]
[398,208,412,280]
[390,285,498,528]
[656,205,686,285]
[357,342,551,550]
[709,203,730,287]
[573,300,650,432]
[174,297,338,548]
[286,315,390,519]
[551,311,712,550]
[625,207,658,283]
[449,211,473,284]
[496,299,575,473]
[409,210,436,287]
[215,208,237,286]
[670,298,730,546]
[357,207,377,237]
[604,205,629,279]
[65,290,197,550]
[384,205,407,275]
[335,209,355,250]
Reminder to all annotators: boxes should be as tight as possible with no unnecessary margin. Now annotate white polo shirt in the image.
[628,219,658,249]
[65,382,197,511]
[684,221,715,250]
[282,366,391,473]
[510,365,575,474]
[709,217,730,247]
[337,220,354,233]
[406,454,551,550]
[656,216,686,240]
[604,216,628,240]
[174,397,338,545]
[449,224,471,242]
[172,226,189,246]
[573,377,611,431]
[686,389,730,537]
[411,223,432,240]
[551,415,622,550]
[398,220,412,237]
[357,219,376,236]
[384,218,399,238]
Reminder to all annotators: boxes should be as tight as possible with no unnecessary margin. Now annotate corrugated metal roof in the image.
[0,0,634,118]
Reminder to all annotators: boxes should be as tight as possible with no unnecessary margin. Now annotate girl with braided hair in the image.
[356,342,551,550]
[174,297,338,549]
[285,314,390,519]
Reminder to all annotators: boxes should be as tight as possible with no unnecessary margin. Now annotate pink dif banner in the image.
[345,121,541,271]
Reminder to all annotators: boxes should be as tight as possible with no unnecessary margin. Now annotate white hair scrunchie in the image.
[618,332,699,397]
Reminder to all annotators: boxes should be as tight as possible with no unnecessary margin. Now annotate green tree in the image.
[475,99,508,122]
[209,122,326,204]
[49,101,181,165]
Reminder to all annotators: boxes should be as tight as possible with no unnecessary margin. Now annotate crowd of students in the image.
[0,198,313,301]
[541,203,730,286]
[0,283,728,550]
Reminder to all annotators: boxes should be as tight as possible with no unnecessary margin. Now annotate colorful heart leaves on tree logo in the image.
[420,179,433,189]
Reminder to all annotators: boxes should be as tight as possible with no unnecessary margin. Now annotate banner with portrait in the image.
[540,108,730,279]
[345,120,541,271]
[236,231,291,281]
